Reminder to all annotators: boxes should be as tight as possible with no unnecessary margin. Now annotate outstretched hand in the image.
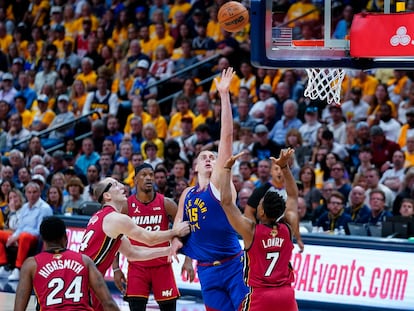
[224,151,247,170]
[174,221,191,238]
[214,67,235,94]
[270,148,295,168]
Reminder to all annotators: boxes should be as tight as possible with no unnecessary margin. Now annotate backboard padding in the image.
[250,0,414,69]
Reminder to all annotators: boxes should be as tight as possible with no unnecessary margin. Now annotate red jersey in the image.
[33,249,93,311]
[127,193,170,267]
[79,205,123,275]
[244,222,295,288]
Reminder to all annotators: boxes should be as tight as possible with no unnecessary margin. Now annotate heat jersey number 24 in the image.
[46,276,84,305]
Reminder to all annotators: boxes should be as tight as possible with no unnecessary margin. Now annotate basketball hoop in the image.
[304,68,346,105]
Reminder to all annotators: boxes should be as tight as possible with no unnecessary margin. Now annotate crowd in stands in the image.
[0,0,414,280]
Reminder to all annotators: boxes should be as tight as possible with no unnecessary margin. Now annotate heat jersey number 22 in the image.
[47,276,84,305]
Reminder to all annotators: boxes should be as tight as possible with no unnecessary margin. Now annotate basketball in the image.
[218,1,249,33]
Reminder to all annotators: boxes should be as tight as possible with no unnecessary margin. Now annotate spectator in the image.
[75,138,100,175]
[369,125,401,173]
[345,185,371,223]
[312,181,335,225]
[253,158,271,187]
[129,59,158,102]
[366,189,393,228]
[237,187,253,213]
[29,94,55,132]
[83,76,119,121]
[62,177,85,215]
[171,39,198,83]
[57,40,81,74]
[144,141,164,169]
[0,73,18,108]
[233,126,254,156]
[341,86,370,122]
[234,99,258,130]
[393,168,414,215]
[350,70,379,107]
[16,72,37,110]
[299,106,322,147]
[141,123,164,160]
[399,198,414,218]
[82,164,101,202]
[285,129,312,167]
[379,150,406,194]
[404,134,414,167]
[364,167,395,210]
[333,5,354,39]
[69,79,88,117]
[387,70,411,106]
[273,82,291,121]
[98,153,114,179]
[397,107,414,149]
[34,55,58,94]
[167,95,196,139]
[249,84,277,122]
[398,83,414,124]
[299,164,322,212]
[124,116,144,153]
[5,189,25,231]
[146,99,168,140]
[269,99,303,147]
[355,145,375,175]
[320,128,349,161]
[368,83,397,126]
[46,186,64,215]
[317,191,352,234]
[0,182,52,281]
[284,0,320,40]
[327,105,346,144]
[378,103,401,142]
[330,161,352,199]
[76,57,98,92]
[251,124,281,162]
[154,167,174,198]
[43,94,75,148]
[149,45,174,81]
[5,113,31,152]
[105,115,124,148]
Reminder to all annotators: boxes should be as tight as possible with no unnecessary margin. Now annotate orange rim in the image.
[292,40,324,47]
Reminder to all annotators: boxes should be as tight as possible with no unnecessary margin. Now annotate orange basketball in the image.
[218,1,249,33]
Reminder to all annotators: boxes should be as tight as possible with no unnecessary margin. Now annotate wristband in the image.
[113,268,121,273]
[224,167,232,171]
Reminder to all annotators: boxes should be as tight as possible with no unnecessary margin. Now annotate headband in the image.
[134,163,154,175]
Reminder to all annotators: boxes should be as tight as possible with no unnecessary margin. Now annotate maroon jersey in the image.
[33,249,93,311]
[79,205,123,274]
[244,222,295,288]
[127,193,170,267]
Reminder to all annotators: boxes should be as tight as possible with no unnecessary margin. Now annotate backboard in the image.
[250,0,414,69]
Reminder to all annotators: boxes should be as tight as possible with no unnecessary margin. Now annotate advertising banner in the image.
[66,227,414,310]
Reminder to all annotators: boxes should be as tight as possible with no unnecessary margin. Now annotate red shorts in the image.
[239,286,298,311]
[125,264,180,302]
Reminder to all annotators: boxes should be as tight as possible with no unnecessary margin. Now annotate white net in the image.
[304,68,346,105]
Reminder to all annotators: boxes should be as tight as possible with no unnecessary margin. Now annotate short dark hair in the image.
[40,216,66,243]
[262,191,285,220]
[321,129,334,140]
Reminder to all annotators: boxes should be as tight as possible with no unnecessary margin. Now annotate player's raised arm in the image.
[211,67,235,187]
[103,212,190,245]
[220,152,256,248]
[271,149,304,252]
